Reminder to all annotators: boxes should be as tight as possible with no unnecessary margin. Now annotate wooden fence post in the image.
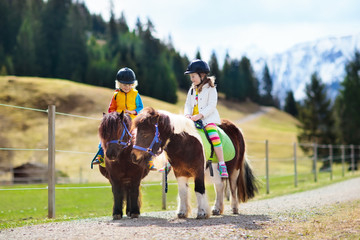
[341,145,345,177]
[329,144,333,180]
[313,143,318,182]
[265,139,269,194]
[294,142,298,187]
[351,144,355,174]
[48,105,55,218]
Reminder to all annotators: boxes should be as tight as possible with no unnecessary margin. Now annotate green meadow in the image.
[0,76,358,230]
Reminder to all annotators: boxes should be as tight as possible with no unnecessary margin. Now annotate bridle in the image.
[132,123,162,156]
[106,120,133,148]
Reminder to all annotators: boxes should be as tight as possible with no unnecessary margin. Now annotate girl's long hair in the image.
[195,74,216,93]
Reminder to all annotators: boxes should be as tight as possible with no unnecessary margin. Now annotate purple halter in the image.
[107,120,132,148]
[133,123,162,156]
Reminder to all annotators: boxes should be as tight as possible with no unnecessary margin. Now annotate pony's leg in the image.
[229,169,240,214]
[207,163,225,215]
[126,184,140,218]
[111,184,124,220]
[194,176,210,219]
[177,176,190,218]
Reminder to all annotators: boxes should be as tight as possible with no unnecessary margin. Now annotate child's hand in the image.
[125,110,136,115]
[185,114,192,119]
[190,114,203,121]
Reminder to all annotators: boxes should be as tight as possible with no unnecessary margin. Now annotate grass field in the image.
[1,76,359,230]
[1,169,359,230]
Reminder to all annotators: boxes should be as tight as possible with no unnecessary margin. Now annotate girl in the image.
[92,67,155,169]
[184,59,228,178]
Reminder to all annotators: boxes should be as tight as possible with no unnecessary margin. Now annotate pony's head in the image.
[99,111,132,161]
[131,107,172,165]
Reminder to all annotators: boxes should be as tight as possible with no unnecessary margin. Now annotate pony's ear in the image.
[119,111,124,120]
[103,112,106,116]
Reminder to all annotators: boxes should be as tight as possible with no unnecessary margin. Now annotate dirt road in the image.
[1,177,360,239]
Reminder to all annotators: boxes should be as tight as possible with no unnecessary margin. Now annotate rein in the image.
[133,123,162,156]
[106,120,133,148]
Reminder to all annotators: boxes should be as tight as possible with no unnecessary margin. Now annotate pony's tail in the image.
[238,156,259,202]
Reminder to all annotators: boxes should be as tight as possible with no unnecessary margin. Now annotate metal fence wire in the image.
[0,103,359,217]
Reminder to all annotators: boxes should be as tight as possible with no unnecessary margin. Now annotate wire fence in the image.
[1,103,360,216]
[1,102,359,185]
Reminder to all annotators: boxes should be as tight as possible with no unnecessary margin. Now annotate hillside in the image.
[0,76,300,183]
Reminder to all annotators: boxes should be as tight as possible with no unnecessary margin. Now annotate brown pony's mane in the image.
[99,111,131,143]
[132,107,173,145]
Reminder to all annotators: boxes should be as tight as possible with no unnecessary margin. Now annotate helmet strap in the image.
[197,73,203,86]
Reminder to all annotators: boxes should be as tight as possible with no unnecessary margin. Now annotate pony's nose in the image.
[106,148,117,160]
[131,152,138,164]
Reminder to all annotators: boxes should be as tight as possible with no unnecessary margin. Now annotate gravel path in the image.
[235,107,271,124]
[1,177,360,240]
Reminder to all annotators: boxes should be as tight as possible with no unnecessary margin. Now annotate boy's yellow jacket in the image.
[108,89,143,119]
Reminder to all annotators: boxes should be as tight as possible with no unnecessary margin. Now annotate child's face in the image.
[120,83,133,93]
[189,73,201,85]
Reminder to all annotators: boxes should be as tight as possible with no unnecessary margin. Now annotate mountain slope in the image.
[252,33,360,103]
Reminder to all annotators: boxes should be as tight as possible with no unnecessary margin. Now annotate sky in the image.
[82,0,360,63]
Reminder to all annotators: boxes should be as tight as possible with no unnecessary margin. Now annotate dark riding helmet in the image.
[184,59,210,75]
[116,67,136,84]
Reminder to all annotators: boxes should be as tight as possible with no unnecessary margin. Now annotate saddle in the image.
[194,120,235,163]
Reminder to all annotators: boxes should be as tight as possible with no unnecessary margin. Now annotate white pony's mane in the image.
[158,110,202,143]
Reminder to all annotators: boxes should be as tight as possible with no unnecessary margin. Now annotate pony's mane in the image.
[158,110,201,141]
[99,112,131,142]
[134,107,201,143]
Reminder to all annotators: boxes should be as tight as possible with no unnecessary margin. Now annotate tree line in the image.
[283,51,360,169]
[1,0,359,165]
[0,0,275,106]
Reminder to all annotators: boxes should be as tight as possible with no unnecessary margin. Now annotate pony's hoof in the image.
[130,213,139,218]
[212,209,221,215]
[177,213,187,219]
[113,214,122,220]
[196,213,208,219]
[232,208,239,214]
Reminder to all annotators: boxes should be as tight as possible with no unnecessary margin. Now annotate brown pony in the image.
[131,107,258,218]
[98,111,150,219]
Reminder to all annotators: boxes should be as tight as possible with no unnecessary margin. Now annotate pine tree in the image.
[13,0,43,76]
[222,53,232,99]
[135,17,143,36]
[107,8,119,58]
[240,56,259,102]
[57,3,88,82]
[335,51,360,145]
[209,51,221,91]
[195,50,201,60]
[260,64,274,106]
[118,12,129,33]
[297,73,337,162]
[284,90,298,117]
[0,0,26,74]
[38,0,71,77]
[91,14,106,37]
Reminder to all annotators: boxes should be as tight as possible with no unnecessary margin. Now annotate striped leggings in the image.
[204,123,222,147]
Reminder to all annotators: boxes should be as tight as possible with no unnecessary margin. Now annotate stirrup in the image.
[91,148,103,169]
[158,162,171,173]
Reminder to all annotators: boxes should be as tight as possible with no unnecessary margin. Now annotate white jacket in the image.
[184,82,221,126]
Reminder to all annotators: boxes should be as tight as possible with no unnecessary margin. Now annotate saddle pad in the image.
[197,127,235,163]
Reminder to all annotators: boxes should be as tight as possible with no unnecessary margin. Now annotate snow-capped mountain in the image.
[252,33,360,104]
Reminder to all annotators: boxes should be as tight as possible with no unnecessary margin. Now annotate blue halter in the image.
[107,120,132,148]
[133,123,162,156]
